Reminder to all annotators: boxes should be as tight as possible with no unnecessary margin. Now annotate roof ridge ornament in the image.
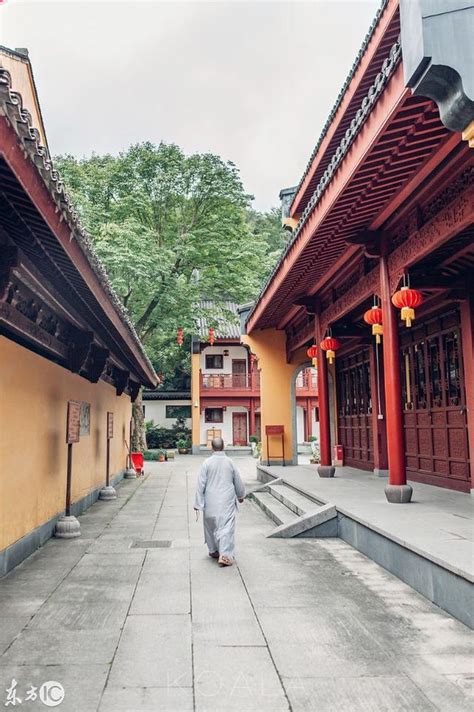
[400,0,474,134]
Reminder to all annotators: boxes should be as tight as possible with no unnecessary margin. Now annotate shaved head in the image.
[211,437,224,451]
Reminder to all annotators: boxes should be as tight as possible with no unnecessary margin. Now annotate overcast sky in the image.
[1,0,380,211]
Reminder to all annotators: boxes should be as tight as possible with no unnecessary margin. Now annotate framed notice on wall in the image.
[66,400,81,444]
[107,412,114,440]
[80,402,90,436]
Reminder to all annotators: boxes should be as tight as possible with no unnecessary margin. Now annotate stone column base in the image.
[124,468,137,479]
[54,515,81,539]
[318,465,336,478]
[374,468,389,478]
[99,485,117,501]
[385,483,413,503]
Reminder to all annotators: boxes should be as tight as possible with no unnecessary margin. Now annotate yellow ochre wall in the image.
[0,337,131,552]
[191,350,200,452]
[242,329,306,464]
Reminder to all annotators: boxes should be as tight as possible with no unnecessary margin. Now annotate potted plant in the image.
[158,449,166,462]
[176,438,190,455]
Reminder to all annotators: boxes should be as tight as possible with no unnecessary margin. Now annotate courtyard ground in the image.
[0,455,472,711]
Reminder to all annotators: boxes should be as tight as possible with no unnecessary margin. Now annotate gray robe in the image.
[194,452,245,558]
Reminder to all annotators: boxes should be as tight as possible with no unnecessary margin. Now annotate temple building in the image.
[0,49,157,574]
[190,301,318,452]
[241,0,474,500]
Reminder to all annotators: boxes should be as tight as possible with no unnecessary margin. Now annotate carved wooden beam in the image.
[0,245,18,301]
[68,328,93,374]
[83,344,109,383]
[128,379,140,402]
[344,229,382,258]
[112,366,130,397]
[292,296,321,314]
[388,184,474,292]
[320,265,381,334]
[0,299,68,359]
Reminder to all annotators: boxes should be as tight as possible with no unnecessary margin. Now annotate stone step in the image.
[199,446,252,456]
[268,484,320,516]
[250,492,299,527]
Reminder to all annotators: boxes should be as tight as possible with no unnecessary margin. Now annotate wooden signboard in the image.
[265,424,285,466]
[265,425,284,435]
[66,400,81,444]
[107,412,114,440]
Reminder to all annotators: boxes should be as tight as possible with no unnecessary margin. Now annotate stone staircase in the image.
[248,479,337,538]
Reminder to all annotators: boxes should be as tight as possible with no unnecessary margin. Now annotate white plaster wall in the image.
[296,406,320,443]
[144,400,192,428]
[296,406,305,443]
[200,406,249,446]
[200,345,248,375]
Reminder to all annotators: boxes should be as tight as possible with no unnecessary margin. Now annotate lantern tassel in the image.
[401,306,415,327]
[326,350,335,364]
[372,324,383,344]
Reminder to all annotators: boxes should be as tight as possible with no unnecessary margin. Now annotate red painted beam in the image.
[247,66,410,334]
[291,0,400,217]
[0,117,156,385]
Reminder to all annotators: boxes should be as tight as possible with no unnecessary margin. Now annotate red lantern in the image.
[307,345,318,367]
[208,327,215,346]
[392,287,423,327]
[320,336,341,364]
[176,327,183,347]
[363,306,383,344]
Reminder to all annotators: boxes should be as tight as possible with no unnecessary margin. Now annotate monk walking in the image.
[194,437,245,567]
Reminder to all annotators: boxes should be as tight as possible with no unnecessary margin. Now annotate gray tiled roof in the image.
[196,300,241,339]
[143,391,191,401]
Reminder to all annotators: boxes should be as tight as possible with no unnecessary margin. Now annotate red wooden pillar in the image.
[460,290,474,492]
[306,397,313,439]
[380,254,412,502]
[315,315,335,477]
[249,398,256,438]
[302,407,308,442]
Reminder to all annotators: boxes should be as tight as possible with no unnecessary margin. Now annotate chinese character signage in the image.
[66,401,81,444]
[107,412,114,440]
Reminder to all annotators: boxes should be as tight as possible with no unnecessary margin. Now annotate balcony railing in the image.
[296,370,318,393]
[200,372,260,390]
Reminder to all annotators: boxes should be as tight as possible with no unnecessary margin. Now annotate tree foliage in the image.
[56,142,286,384]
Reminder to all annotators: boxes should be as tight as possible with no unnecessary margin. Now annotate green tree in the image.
[56,142,283,385]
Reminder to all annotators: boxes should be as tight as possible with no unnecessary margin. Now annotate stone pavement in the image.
[0,455,472,712]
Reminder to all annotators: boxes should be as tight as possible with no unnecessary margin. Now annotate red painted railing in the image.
[200,372,260,390]
[296,369,318,393]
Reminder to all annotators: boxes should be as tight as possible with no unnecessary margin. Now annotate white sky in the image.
[0,0,380,211]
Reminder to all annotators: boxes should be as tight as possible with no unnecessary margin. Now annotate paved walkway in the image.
[262,462,474,581]
[0,456,472,711]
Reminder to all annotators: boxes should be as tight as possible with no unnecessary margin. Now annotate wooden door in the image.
[232,413,248,446]
[400,308,470,491]
[232,360,246,388]
[336,349,374,470]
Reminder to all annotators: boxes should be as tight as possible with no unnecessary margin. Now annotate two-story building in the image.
[191,302,318,452]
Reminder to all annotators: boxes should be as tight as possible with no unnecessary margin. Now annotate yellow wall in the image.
[242,329,306,463]
[191,350,200,451]
[0,336,131,552]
